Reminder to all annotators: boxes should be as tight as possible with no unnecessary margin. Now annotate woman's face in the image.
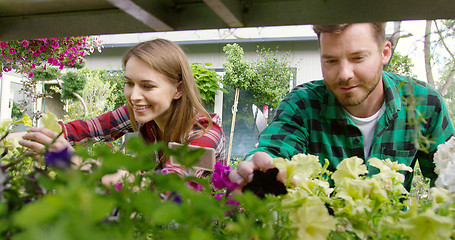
[124,56,181,126]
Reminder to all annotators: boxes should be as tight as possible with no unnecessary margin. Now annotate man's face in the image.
[320,23,391,111]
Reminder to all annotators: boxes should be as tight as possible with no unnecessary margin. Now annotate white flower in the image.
[435,165,455,193]
[433,136,455,193]
[433,136,455,174]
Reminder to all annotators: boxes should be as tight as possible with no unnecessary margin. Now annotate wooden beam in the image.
[0,9,153,40]
[106,0,173,31]
[202,0,243,28]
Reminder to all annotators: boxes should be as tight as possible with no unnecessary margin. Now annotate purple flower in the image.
[212,162,239,192]
[44,147,72,169]
[8,48,16,54]
[21,40,29,48]
[0,42,7,48]
[214,192,225,200]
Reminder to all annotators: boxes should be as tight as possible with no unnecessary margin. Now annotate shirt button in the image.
[354,138,360,144]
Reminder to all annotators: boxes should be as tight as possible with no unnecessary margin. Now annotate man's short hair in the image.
[313,23,386,47]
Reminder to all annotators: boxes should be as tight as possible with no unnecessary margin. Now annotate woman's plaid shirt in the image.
[60,105,227,175]
[248,71,454,191]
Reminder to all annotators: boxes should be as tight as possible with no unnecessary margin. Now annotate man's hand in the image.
[228,151,286,194]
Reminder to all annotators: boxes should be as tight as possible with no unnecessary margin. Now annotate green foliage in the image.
[222,43,257,90]
[1,116,455,240]
[65,69,120,120]
[11,102,24,120]
[385,51,418,78]
[191,62,226,103]
[251,47,293,108]
[60,71,87,101]
[30,66,61,81]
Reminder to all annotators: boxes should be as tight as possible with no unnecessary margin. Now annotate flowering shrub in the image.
[0,37,103,78]
[0,115,454,240]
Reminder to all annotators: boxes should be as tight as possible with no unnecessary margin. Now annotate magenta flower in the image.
[8,48,16,54]
[51,40,59,49]
[0,42,7,48]
[21,40,29,48]
[28,72,33,78]
[212,162,239,192]
[185,181,204,192]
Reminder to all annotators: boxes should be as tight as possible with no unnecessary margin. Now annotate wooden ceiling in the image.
[1,0,454,41]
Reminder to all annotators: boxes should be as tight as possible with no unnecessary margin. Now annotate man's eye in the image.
[144,85,155,89]
[326,59,337,64]
[125,81,134,86]
[353,56,365,61]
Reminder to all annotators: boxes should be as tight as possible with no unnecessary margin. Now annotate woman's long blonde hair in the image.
[122,38,211,144]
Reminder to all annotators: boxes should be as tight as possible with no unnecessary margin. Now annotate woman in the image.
[19,39,227,176]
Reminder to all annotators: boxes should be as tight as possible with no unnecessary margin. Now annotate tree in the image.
[251,47,294,108]
[424,19,455,95]
[222,43,257,163]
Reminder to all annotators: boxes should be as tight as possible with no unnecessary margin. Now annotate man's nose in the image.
[338,60,355,81]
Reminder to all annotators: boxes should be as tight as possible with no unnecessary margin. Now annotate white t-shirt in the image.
[344,103,386,159]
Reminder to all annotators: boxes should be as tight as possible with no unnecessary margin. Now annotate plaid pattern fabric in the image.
[60,105,227,175]
[248,71,454,190]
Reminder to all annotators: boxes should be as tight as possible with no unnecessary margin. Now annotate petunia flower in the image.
[211,162,239,192]
[8,48,16,54]
[44,147,72,169]
[289,196,336,240]
[331,156,367,186]
[0,41,7,48]
[21,40,29,48]
[242,168,287,199]
[401,208,454,239]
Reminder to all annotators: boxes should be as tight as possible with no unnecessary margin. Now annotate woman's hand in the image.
[19,127,74,154]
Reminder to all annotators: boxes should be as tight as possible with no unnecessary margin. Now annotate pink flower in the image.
[8,48,16,54]
[212,162,239,192]
[0,42,7,48]
[0,72,2,78]
[28,72,34,78]
[51,40,59,49]
[59,62,64,70]
[21,40,29,48]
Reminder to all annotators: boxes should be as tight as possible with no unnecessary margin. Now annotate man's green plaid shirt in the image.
[248,71,454,190]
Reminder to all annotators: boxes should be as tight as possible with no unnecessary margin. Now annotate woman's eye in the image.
[144,85,155,89]
[125,81,134,86]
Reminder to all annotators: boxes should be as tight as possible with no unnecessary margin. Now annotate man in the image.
[229,22,454,191]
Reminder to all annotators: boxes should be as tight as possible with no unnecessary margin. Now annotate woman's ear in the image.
[173,82,183,100]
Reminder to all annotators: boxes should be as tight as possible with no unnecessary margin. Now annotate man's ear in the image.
[173,82,182,100]
[381,41,393,65]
